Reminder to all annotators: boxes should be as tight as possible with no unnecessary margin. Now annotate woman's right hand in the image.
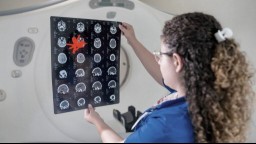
[119,22,137,45]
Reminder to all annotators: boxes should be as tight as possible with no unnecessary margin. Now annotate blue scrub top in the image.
[124,97,195,143]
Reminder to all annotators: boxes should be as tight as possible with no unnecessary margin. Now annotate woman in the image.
[84,12,255,143]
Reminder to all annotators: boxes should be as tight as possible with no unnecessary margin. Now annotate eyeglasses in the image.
[153,50,174,62]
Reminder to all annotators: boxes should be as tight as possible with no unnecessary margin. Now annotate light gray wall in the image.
[140,0,256,142]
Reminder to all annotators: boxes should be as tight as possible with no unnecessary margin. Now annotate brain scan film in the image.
[51,16,121,114]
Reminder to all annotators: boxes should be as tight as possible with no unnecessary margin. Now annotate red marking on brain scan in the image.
[67,35,87,54]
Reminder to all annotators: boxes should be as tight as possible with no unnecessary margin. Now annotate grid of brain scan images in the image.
[50,16,121,114]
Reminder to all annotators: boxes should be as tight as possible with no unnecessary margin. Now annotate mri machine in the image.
[0,0,173,142]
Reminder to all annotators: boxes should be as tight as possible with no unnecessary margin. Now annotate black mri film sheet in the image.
[50,16,121,114]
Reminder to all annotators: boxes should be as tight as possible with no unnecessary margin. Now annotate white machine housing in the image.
[0,0,173,142]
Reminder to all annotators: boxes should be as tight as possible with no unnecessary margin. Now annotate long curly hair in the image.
[162,12,255,143]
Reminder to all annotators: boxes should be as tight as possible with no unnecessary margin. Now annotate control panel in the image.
[13,37,35,67]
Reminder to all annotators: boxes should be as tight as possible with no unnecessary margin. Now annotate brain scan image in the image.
[59,70,67,79]
[110,25,117,34]
[58,53,67,64]
[57,37,67,48]
[94,53,101,63]
[92,67,102,76]
[59,100,69,110]
[110,95,116,101]
[109,38,116,49]
[77,22,85,33]
[57,84,69,94]
[58,20,66,32]
[110,54,116,61]
[92,81,102,90]
[107,66,117,75]
[94,23,102,33]
[75,69,85,77]
[77,53,85,63]
[77,98,86,107]
[108,80,117,89]
[94,38,101,49]
[75,82,86,92]
[51,16,121,114]
[94,96,102,104]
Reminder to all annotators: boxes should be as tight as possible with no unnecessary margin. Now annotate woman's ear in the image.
[172,53,184,73]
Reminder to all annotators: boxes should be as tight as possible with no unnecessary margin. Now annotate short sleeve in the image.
[124,116,168,143]
[124,99,195,143]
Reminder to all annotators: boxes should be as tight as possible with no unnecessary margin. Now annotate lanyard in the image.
[162,79,176,93]
[131,111,151,130]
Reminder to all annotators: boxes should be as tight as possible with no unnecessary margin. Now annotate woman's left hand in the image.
[84,104,104,125]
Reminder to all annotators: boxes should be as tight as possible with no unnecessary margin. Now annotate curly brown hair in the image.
[162,12,255,143]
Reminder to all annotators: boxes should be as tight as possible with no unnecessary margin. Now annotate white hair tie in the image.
[214,28,233,43]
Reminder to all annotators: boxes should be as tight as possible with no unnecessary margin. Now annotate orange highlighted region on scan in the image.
[67,35,87,54]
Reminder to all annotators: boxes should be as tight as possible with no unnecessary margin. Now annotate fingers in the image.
[84,108,89,120]
[88,104,95,111]
[84,104,94,117]
[121,22,132,28]
[119,22,132,33]
[119,24,126,34]
[84,108,90,115]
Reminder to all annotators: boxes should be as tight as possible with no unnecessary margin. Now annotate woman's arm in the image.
[119,22,163,86]
[84,104,124,143]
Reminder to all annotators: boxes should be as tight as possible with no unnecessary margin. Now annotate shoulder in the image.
[149,102,191,128]
[152,100,189,118]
